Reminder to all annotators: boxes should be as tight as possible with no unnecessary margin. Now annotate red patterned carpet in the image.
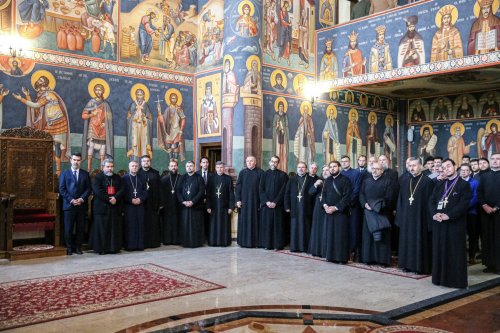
[277,250,430,280]
[0,264,224,331]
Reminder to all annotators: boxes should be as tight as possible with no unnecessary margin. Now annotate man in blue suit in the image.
[59,152,91,255]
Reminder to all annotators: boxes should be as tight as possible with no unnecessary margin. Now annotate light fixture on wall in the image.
[0,34,31,59]
[9,45,23,59]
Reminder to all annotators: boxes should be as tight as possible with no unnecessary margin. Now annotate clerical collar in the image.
[142,167,150,172]
[343,167,350,171]
[373,175,381,180]
[332,173,340,178]
[412,173,422,178]
[298,173,305,177]
[359,167,365,171]
[447,174,458,181]
[492,168,499,172]
[130,173,137,176]
[462,176,470,181]
[217,173,223,176]
[188,172,195,176]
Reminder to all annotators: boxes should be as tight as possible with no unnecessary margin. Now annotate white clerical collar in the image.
[462,176,470,181]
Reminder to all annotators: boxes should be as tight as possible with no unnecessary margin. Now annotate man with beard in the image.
[158,90,186,161]
[342,31,365,77]
[411,101,427,122]
[160,159,182,245]
[81,83,114,171]
[359,162,394,266]
[177,160,206,247]
[448,125,475,166]
[357,155,367,174]
[396,157,434,274]
[340,156,363,261]
[285,162,314,252]
[477,152,500,274]
[429,159,472,288]
[138,155,161,248]
[456,95,475,119]
[418,126,437,163]
[206,161,234,247]
[322,161,352,263]
[278,1,292,66]
[433,98,449,120]
[13,75,71,176]
[320,40,338,80]
[471,158,480,179]
[430,5,463,62]
[294,103,316,167]
[482,123,500,159]
[222,58,239,95]
[236,156,264,248]
[243,59,262,95]
[398,15,425,68]
[127,88,153,161]
[122,160,148,251]
[273,101,289,172]
[309,165,330,257]
[366,114,379,157]
[481,93,499,117]
[468,0,500,55]
[90,159,124,254]
[322,106,340,164]
[259,156,288,250]
[370,25,393,73]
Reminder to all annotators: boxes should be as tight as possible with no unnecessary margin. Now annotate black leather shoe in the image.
[66,249,73,255]
[75,249,83,255]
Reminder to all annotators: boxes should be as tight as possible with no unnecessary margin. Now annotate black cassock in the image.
[160,172,181,245]
[477,169,500,273]
[259,169,288,250]
[90,173,125,253]
[284,174,314,252]
[206,173,235,246]
[308,182,326,257]
[122,173,148,251]
[139,168,161,248]
[359,175,394,265]
[395,173,434,274]
[321,174,352,262]
[235,167,264,248]
[429,176,471,288]
[177,173,205,248]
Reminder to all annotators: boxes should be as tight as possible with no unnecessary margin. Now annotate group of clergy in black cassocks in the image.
[65,151,500,290]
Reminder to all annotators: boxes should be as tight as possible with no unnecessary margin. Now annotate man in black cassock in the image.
[395,157,434,274]
[429,159,472,288]
[160,159,181,245]
[139,155,161,248]
[236,156,264,248]
[322,161,352,263]
[379,154,400,254]
[122,160,148,251]
[308,165,330,257]
[90,159,124,254]
[309,162,320,182]
[259,155,288,250]
[206,161,234,246]
[477,152,500,274]
[197,156,213,238]
[359,162,394,266]
[285,162,314,252]
[177,160,206,247]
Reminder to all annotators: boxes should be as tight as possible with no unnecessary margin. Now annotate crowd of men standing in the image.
[60,151,499,289]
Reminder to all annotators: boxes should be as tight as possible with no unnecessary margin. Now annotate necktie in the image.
[73,170,78,182]
[203,172,207,184]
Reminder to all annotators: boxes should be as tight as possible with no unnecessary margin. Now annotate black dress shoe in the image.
[66,249,73,255]
[75,249,83,255]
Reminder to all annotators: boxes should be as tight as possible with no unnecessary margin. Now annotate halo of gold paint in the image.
[0,0,11,11]
[237,0,255,16]
[420,125,434,137]
[274,97,288,113]
[146,8,160,22]
[130,83,150,103]
[31,70,56,90]
[223,54,234,70]
[293,74,308,94]
[485,118,500,132]
[449,122,465,136]
[325,105,338,119]
[270,69,287,89]
[165,88,182,106]
[348,108,359,121]
[368,111,378,124]
[435,5,458,28]
[300,101,313,116]
[245,55,261,71]
[474,0,499,18]
[88,78,110,99]
[385,114,394,127]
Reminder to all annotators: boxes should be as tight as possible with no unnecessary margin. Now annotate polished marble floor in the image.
[0,243,499,333]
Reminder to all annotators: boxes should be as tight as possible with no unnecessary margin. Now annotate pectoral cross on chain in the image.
[133,189,138,197]
[443,197,448,208]
[409,196,414,205]
[216,188,221,198]
[297,193,303,202]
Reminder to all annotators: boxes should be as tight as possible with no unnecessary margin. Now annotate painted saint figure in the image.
[278,1,292,66]
[482,122,500,159]
[242,58,262,95]
[343,31,365,77]
[13,73,71,175]
[430,5,463,62]
[127,87,153,161]
[158,89,186,161]
[319,40,338,80]
[265,0,278,59]
[322,106,340,164]
[273,98,289,173]
[370,25,393,73]
[418,125,438,164]
[398,15,425,67]
[235,2,258,37]
[298,8,310,69]
[456,95,475,119]
[200,82,218,135]
[17,0,49,35]
[481,93,499,117]
[447,122,475,166]
[433,98,450,121]
[160,16,176,68]
[138,11,158,63]
[222,57,239,95]
[411,100,427,122]
[346,109,362,163]
[366,113,379,157]
[294,102,316,167]
[468,0,500,55]
[81,80,114,171]
[383,115,396,168]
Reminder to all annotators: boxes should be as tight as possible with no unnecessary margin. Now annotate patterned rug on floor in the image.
[0,263,225,331]
[276,250,430,280]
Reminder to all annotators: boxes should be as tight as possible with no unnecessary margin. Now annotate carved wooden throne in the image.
[0,127,64,260]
